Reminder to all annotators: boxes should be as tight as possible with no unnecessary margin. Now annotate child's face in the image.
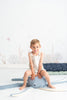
[30,43,41,53]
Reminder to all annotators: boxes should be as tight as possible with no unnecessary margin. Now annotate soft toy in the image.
[27,76,47,88]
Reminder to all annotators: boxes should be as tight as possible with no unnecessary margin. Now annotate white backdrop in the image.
[0,0,67,64]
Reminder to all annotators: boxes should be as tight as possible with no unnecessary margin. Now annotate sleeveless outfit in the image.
[29,51,45,74]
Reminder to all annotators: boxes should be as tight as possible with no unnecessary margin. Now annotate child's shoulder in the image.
[39,51,43,57]
[28,51,32,56]
[40,51,43,54]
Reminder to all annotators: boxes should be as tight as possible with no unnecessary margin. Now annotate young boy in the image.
[19,39,55,90]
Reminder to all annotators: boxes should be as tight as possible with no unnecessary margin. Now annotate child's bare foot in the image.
[19,85,26,90]
[48,84,56,89]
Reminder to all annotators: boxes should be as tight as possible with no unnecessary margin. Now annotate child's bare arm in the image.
[28,52,35,74]
[38,52,43,74]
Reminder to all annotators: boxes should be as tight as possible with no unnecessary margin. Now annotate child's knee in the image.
[25,70,31,76]
[40,70,48,76]
[25,71,29,76]
[43,70,48,74]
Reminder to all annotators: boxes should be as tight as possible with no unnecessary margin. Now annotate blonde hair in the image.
[30,39,41,47]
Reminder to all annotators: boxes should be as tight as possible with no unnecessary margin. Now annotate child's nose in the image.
[35,48,37,50]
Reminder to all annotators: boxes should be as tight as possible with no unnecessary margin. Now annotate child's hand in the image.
[31,73,35,80]
[37,73,42,79]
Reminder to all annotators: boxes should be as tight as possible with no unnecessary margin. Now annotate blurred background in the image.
[0,0,67,64]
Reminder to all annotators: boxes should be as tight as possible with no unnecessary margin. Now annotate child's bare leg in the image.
[19,70,32,90]
[40,70,55,88]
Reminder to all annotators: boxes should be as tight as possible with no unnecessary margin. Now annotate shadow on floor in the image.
[0,78,67,90]
[0,83,23,90]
